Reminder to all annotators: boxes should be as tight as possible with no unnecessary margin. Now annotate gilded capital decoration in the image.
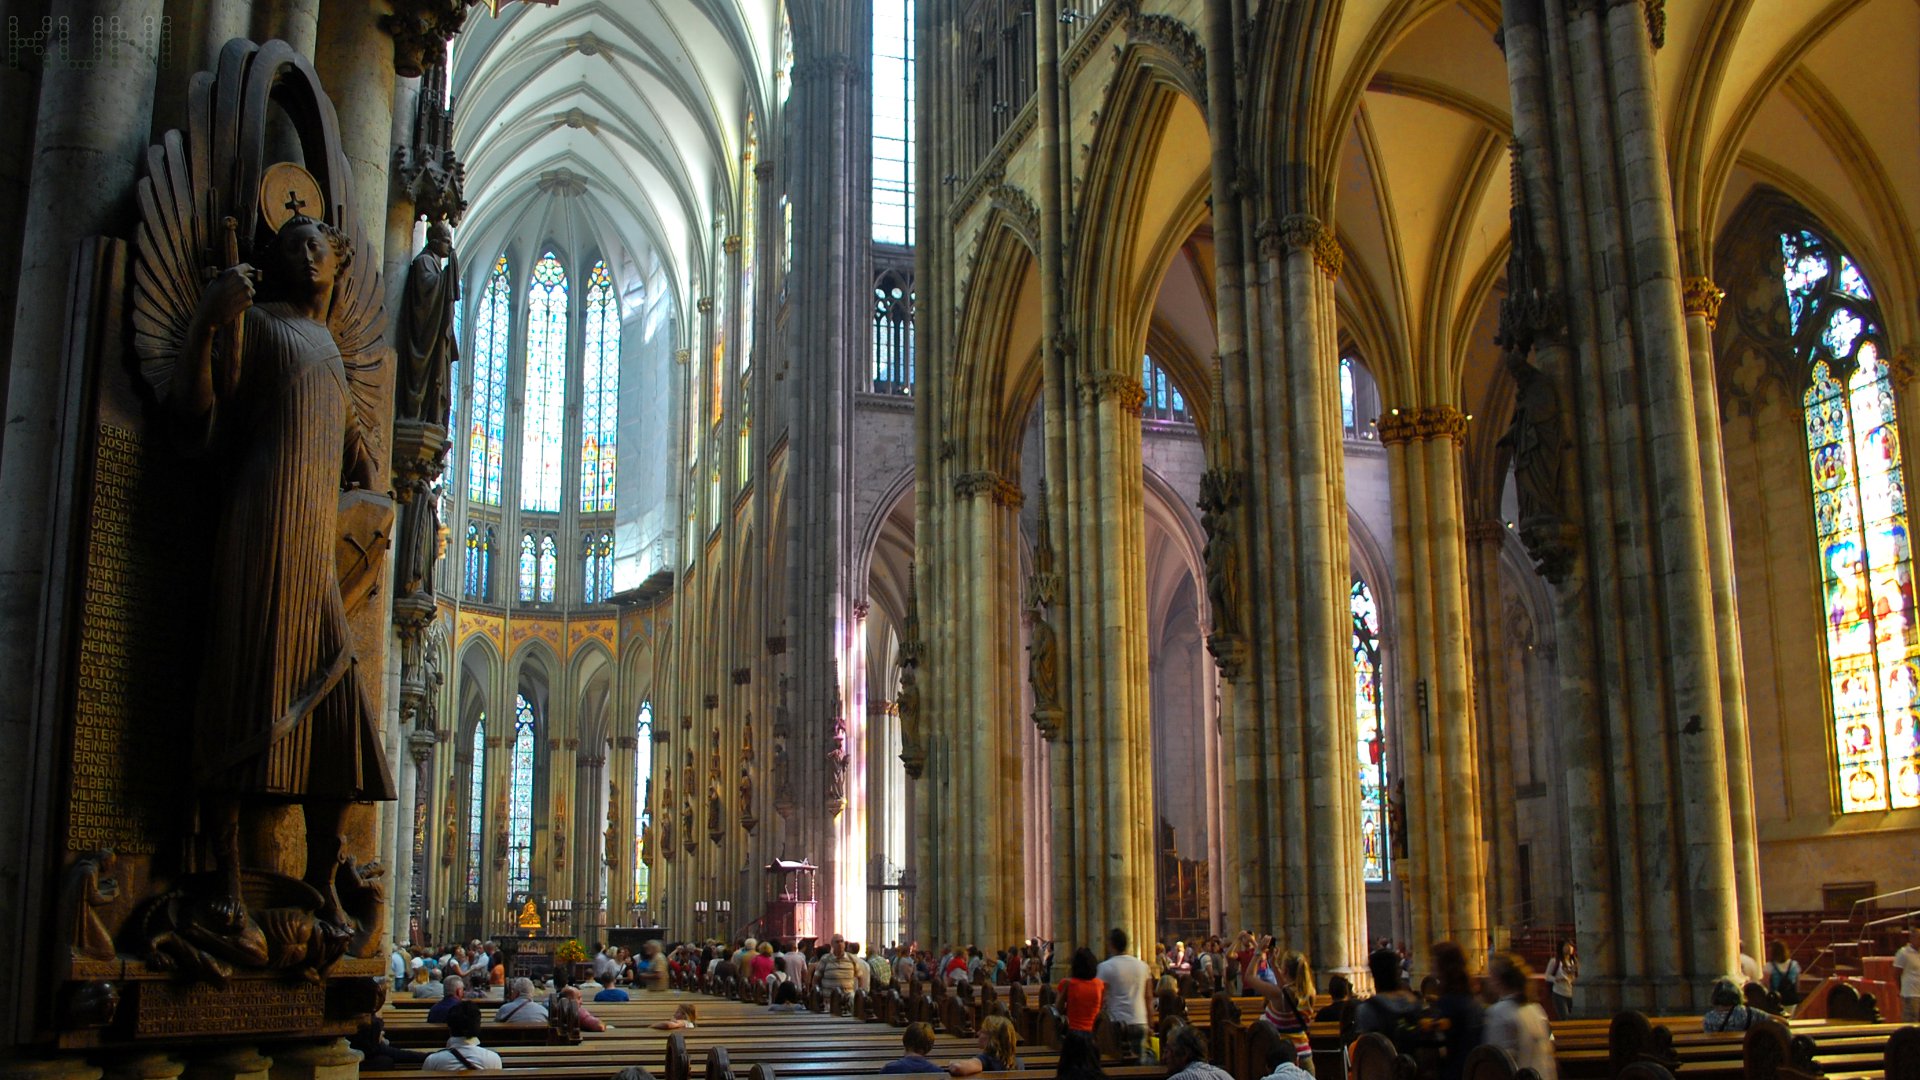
[723,235,742,254]
[675,349,692,365]
[697,296,714,314]
[1683,276,1725,330]
[1376,405,1469,445]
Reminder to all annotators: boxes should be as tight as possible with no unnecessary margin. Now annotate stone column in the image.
[1682,275,1764,956]
[183,1049,272,1080]
[1465,520,1521,926]
[783,0,869,937]
[0,0,163,1027]
[102,1055,183,1080]
[1502,0,1743,1010]
[1050,373,1157,958]
[1379,407,1487,960]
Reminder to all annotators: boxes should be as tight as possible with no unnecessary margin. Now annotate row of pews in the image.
[379,972,1920,1080]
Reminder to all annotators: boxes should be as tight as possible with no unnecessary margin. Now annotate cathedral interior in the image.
[1,0,1919,1062]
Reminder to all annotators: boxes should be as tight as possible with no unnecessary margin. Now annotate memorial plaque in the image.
[133,979,327,1037]
[66,421,194,856]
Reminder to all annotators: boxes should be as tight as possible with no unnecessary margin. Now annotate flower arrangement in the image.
[555,939,588,965]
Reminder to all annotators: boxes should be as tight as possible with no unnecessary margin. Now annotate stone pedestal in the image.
[182,1048,272,1080]
[267,1040,361,1080]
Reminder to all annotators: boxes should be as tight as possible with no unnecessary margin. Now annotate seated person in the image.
[1161,1024,1232,1080]
[652,1003,698,1030]
[351,1017,428,1070]
[946,1015,1019,1076]
[495,977,549,1024]
[882,1022,946,1073]
[559,986,609,1032]
[610,1070,658,1080]
[426,976,467,1024]
[1703,979,1756,1032]
[410,966,445,1000]
[422,1001,503,1071]
[768,982,805,1014]
[595,980,633,1003]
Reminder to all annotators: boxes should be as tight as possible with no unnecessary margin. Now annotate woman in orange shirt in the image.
[1055,947,1106,1033]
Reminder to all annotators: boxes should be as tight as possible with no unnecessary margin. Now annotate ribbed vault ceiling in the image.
[450,0,782,326]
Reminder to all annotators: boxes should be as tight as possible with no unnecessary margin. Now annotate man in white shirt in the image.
[1894,927,1920,1022]
[1738,943,1764,987]
[423,1002,504,1071]
[593,944,621,985]
[1484,956,1556,1080]
[818,935,861,997]
[1096,927,1153,1063]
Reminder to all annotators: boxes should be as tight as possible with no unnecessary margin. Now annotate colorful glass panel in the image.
[1785,230,1919,812]
[508,696,536,900]
[518,532,537,603]
[581,259,619,513]
[521,252,568,512]
[539,533,558,604]
[466,718,485,903]
[1351,577,1390,881]
[468,258,510,505]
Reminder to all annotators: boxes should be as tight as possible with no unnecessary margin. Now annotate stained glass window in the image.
[464,523,494,602]
[521,251,569,513]
[581,259,620,514]
[872,269,914,394]
[741,116,758,378]
[539,533,558,604]
[466,717,486,903]
[583,531,615,603]
[468,257,510,504]
[508,695,536,901]
[1351,577,1390,881]
[518,532,538,603]
[1141,355,1189,422]
[1783,229,1919,813]
[1341,358,1357,434]
[634,701,653,906]
[777,6,793,108]
[872,0,916,245]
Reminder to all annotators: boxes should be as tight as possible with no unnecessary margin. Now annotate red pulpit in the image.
[764,859,819,943]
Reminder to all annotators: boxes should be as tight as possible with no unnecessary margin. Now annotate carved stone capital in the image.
[675,349,692,365]
[1079,371,1148,416]
[953,470,1024,507]
[391,420,451,503]
[723,235,742,254]
[408,728,438,765]
[697,297,714,314]
[380,0,468,78]
[1376,405,1469,446]
[1683,275,1725,330]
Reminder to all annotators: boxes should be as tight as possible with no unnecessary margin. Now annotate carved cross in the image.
[284,189,309,215]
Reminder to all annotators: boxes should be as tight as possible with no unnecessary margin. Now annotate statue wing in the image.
[328,215,389,458]
[130,105,214,401]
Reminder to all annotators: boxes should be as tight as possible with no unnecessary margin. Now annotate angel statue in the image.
[156,205,397,932]
[134,45,399,976]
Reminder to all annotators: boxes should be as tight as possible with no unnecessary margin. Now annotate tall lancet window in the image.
[581,259,619,513]
[469,257,510,504]
[518,532,538,603]
[583,532,614,603]
[539,534,558,604]
[465,523,494,601]
[508,695,537,899]
[1351,577,1389,881]
[466,718,486,903]
[872,0,915,244]
[1783,228,1919,812]
[634,701,653,907]
[522,251,569,513]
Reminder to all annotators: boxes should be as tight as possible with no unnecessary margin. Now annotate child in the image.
[653,1003,699,1031]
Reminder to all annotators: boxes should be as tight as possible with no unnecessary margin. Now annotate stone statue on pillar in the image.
[740,718,758,834]
[1026,490,1065,739]
[898,563,927,776]
[707,728,725,844]
[128,40,397,982]
[606,779,621,870]
[773,675,796,820]
[1198,468,1246,678]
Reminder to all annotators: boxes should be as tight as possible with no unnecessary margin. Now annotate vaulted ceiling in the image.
[450,0,784,328]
